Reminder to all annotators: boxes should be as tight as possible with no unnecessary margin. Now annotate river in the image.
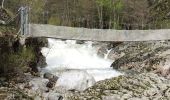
[41,38,122,82]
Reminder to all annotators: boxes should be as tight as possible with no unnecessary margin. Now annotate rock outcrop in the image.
[110,41,170,77]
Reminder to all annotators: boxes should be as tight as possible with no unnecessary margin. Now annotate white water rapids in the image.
[41,39,122,82]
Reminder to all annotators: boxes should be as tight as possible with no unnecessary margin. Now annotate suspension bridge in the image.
[2,7,170,41]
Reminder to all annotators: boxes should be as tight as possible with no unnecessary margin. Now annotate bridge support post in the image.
[19,6,29,45]
[20,6,29,36]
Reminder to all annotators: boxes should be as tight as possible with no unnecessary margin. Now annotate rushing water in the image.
[41,38,122,82]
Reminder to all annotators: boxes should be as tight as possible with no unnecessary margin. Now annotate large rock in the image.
[44,73,59,88]
[55,70,95,91]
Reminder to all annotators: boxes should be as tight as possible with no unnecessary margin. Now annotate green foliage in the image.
[0,25,16,34]
[0,45,35,77]
[96,0,124,12]
[8,47,35,69]
[5,0,45,23]
[114,0,124,12]
[2,8,14,19]
[149,0,170,28]
[112,20,122,29]
[48,16,61,25]
[3,0,170,29]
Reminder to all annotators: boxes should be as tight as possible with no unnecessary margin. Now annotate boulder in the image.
[76,40,85,44]
[27,78,49,95]
[44,73,59,88]
[46,77,58,89]
[55,70,95,91]
[44,72,54,79]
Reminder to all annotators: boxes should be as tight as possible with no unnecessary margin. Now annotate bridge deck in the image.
[30,24,170,41]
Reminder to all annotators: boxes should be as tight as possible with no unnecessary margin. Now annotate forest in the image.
[2,0,170,29]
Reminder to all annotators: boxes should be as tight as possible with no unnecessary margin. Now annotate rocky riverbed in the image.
[2,39,170,100]
[67,73,170,100]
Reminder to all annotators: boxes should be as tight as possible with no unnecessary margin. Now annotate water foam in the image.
[41,38,122,81]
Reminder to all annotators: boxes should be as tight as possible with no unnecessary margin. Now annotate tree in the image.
[1,0,4,8]
[4,0,45,23]
[95,0,124,29]
[149,0,170,29]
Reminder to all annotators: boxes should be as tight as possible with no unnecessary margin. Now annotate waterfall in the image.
[41,38,122,82]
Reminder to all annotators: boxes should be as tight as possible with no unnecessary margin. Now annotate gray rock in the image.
[76,40,85,44]
[27,78,49,95]
[34,96,42,100]
[128,98,142,100]
[97,45,108,58]
[44,73,59,88]
[55,70,95,91]
[44,72,54,79]
[47,93,63,100]
[46,77,58,88]
[102,95,121,100]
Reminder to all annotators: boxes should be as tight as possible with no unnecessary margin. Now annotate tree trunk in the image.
[1,0,4,8]
[97,6,103,29]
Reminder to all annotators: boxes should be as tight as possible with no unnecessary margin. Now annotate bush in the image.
[0,46,35,78]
